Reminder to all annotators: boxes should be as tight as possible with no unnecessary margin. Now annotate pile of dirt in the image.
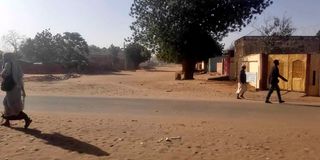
[24,74,81,82]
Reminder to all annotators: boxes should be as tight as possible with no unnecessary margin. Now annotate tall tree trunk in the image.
[182,58,196,80]
[203,59,208,73]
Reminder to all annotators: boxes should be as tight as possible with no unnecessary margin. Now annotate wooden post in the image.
[305,54,311,95]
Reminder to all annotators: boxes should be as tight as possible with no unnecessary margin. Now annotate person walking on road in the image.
[1,53,32,129]
[265,60,288,104]
[236,64,247,99]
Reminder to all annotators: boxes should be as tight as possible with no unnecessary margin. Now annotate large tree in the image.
[33,29,59,63]
[58,32,89,72]
[130,0,273,79]
[20,29,60,63]
[60,32,89,63]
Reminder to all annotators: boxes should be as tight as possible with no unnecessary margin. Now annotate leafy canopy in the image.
[130,0,273,63]
[19,29,89,67]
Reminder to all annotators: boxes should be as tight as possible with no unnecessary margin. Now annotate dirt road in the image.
[1,96,320,160]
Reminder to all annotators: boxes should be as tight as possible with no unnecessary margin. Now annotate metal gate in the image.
[292,60,305,92]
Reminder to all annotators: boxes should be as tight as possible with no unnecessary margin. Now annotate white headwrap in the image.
[2,53,24,85]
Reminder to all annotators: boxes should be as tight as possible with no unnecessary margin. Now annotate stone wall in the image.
[17,61,66,74]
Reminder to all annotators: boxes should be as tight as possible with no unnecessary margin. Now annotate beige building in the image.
[232,36,320,96]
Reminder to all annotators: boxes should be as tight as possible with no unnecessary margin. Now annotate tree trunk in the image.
[182,58,196,80]
[203,59,208,73]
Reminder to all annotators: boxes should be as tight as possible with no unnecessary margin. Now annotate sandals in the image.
[24,118,32,129]
[1,114,11,127]
[1,121,11,127]
[1,113,32,129]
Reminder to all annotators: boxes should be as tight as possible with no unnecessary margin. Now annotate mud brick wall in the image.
[235,36,320,58]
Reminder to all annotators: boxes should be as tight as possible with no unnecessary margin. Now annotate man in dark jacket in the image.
[265,60,288,103]
[236,64,247,99]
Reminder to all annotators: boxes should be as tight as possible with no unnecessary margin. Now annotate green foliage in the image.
[60,32,89,65]
[124,43,151,69]
[89,45,108,55]
[19,29,89,72]
[130,0,273,63]
[107,44,122,64]
[19,38,37,62]
[88,44,121,56]
[34,29,59,63]
[107,44,121,57]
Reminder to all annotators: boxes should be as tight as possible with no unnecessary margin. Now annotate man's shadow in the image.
[12,127,109,157]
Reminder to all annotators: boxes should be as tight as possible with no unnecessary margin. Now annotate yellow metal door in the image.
[291,60,305,92]
[278,62,287,90]
[268,55,289,90]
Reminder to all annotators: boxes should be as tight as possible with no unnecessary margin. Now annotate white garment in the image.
[1,53,24,116]
[236,83,247,96]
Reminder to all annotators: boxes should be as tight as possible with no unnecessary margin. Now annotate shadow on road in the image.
[12,127,109,157]
[284,103,320,108]
[243,98,320,108]
[143,69,175,72]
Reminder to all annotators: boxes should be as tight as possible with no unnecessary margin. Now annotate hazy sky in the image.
[0,0,320,51]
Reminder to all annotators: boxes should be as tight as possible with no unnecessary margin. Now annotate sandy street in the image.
[1,65,320,160]
[18,65,320,104]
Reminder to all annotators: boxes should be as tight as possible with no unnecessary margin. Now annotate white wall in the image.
[240,54,261,89]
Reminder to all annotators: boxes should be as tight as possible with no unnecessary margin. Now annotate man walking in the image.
[236,64,247,99]
[265,60,288,103]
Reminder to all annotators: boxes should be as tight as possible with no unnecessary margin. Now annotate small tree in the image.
[124,43,151,69]
[107,44,122,67]
[256,16,296,53]
[1,30,25,54]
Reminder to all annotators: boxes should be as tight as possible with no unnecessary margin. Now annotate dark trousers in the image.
[2,111,30,121]
[266,83,282,102]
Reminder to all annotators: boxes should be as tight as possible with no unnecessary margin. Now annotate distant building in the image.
[208,57,223,72]
[207,50,234,76]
